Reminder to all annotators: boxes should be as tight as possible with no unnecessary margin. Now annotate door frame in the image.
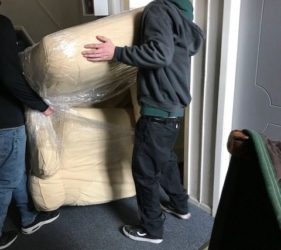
[212,0,242,214]
[183,0,242,215]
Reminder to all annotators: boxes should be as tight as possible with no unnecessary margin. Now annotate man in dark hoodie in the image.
[0,5,60,249]
[82,0,203,244]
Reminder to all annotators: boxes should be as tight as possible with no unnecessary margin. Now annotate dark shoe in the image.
[160,202,191,220]
[21,210,60,234]
[0,231,18,249]
[122,225,163,244]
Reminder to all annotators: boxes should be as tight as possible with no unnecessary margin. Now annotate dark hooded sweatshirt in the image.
[114,0,204,115]
[0,15,48,129]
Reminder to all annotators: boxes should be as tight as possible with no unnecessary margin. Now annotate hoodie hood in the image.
[168,0,194,21]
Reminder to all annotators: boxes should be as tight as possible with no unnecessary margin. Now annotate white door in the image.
[213,0,281,214]
[232,0,281,139]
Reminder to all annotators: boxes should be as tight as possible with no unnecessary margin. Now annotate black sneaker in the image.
[0,231,18,249]
[122,225,163,244]
[21,210,60,234]
[160,202,191,220]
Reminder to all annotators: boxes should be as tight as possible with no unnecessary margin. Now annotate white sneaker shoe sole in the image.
[161,204,191,220]
[122,226,163,244]
[0,235,17,250]
[22,213,60,234]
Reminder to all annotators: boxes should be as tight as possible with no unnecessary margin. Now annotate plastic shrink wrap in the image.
[21,8,142,105]
[22,8,144,210]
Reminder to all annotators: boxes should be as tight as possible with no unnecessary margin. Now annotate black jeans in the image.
[132,116,188,238]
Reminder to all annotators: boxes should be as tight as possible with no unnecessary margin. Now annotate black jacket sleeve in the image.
[114,5,175,69]
[0,15,48,112]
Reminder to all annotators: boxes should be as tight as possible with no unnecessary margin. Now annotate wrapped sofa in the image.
[21,8,144,210]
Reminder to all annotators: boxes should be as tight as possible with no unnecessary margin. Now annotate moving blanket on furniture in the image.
[208,130,281,250]
[21,9,144,210]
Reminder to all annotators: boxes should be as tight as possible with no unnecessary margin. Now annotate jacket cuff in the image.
[113,47,122,61]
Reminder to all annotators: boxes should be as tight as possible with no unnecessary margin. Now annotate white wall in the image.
[0,0,96,42]
[129,0,152,9]
[0,0,151,42]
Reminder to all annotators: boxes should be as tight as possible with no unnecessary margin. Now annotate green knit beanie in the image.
[169,0,194,21]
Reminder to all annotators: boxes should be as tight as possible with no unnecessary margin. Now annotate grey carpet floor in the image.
[5,196,213,250]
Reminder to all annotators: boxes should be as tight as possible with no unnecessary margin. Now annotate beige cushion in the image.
[21,8,143,104]
[28,108,136,210]
[22,10,145,210]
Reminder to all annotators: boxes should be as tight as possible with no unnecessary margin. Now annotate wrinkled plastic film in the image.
[22,8,143,178]
[26,106,134,178]
[20,8,141,102]
[21,45,137,106]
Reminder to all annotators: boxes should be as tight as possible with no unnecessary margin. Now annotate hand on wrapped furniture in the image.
[21,9,144,211]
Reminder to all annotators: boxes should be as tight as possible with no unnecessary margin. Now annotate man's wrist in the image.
[113,47,122,61]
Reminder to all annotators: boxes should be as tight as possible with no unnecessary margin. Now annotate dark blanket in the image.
[208,129,281,250]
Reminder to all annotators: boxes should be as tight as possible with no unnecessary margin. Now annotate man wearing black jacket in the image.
[0,8,59,249]
[82,0,203,244]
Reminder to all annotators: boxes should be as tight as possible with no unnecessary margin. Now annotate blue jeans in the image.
[0,125,37,235]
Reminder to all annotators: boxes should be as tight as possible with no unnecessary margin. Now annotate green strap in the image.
[141,105,184,118]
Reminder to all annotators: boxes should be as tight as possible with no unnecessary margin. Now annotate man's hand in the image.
[81,36,115,62]
[227,130,249,156]
[43,106,54,116]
